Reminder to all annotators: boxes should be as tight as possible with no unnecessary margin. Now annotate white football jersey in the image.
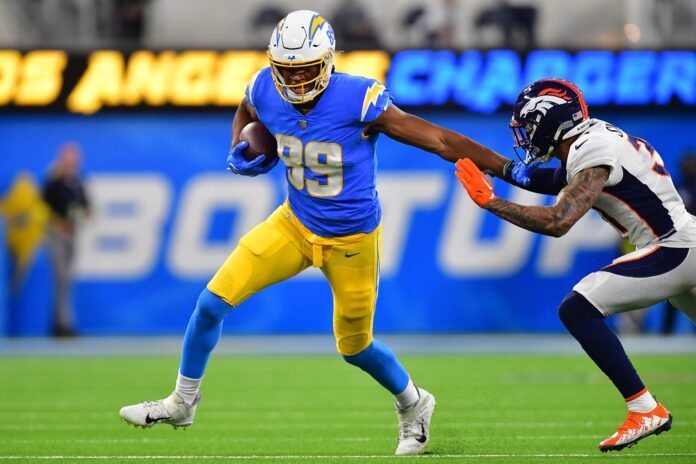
[566,118,696,248]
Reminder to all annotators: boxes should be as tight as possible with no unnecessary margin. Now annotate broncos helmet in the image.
[510,78,590,163]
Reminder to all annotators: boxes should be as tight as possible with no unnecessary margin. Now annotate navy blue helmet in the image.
[510,78,590,163]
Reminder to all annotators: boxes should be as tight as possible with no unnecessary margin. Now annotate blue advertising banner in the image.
[0,219,6,335]
[1,110,695,335]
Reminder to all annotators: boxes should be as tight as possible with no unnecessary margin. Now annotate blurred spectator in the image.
[400,5,426,48]
[42,143,91,337]
[475,0,537,49]
[36,0,97,46]
[3,0,147,47]
[401,0,457,48]
[331,0,380,49]
[252,5,284,29]
[112,0,149,42]
[662,152,696,334]
[248,5,284,48]
[654,0,696,43]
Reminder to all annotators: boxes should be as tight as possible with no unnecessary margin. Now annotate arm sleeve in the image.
[359,81,392,124]
[509,166,568,195]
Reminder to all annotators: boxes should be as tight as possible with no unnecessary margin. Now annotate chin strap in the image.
[502,160,516,180]
[286,87,320,103]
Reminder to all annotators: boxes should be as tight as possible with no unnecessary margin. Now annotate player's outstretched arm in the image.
[455,158,609,237]
[367,105,510,176]
[231,97,259,146]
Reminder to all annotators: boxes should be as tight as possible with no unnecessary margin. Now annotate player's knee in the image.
[338,333,372,357]
[558,291,603,328]
[196,288,233,323]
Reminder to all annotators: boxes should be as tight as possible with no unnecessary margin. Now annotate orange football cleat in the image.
[599,403,672,452]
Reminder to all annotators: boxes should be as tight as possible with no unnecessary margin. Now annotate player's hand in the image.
[503,159,541,187]
[455,158,495,208]
[227,141,278,176]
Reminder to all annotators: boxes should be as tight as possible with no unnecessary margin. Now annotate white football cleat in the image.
[119,392,201,429]
[395,387,436,456]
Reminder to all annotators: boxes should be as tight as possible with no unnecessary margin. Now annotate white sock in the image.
[175,373,202,406]
[395,379,419,409]
[626,389,657,413]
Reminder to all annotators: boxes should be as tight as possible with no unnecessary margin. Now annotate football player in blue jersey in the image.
[120,10,513,455]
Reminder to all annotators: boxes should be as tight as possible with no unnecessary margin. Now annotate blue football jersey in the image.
[245,68,391,237]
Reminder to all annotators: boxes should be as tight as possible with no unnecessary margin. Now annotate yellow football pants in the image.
[207,202,381,356]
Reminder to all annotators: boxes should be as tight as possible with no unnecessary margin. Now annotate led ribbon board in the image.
[0,50,693,113]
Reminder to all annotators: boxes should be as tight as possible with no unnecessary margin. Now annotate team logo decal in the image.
[361,82,386,122]
[308,14,326,45]
[538,87,572,100]
[520,95,569,119]
[274,19,285,46]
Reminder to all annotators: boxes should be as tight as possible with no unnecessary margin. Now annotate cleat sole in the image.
[599,414,673,452]
[119,411,193,431]
[121,419,191,430]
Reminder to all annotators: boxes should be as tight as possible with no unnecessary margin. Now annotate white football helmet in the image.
[268,10,336,104]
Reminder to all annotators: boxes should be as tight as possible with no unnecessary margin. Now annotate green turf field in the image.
[1,354,694,463]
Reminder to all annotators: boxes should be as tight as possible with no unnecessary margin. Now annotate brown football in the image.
[239,121,278,167]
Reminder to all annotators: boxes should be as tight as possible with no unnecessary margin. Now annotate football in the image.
[239,121,278,167]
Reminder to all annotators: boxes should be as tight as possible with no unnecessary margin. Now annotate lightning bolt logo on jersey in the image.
[245,68,391,237]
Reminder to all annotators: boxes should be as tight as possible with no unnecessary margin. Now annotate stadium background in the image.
[1,0,695,337]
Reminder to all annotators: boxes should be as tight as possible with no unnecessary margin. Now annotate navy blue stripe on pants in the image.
[602,246,688,278]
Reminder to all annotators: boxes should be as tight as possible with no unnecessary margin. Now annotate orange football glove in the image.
[455,158,495,207]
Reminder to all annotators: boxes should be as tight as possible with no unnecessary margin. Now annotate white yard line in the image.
[2,434,695,445]
[1,420,695,431]
[1,453,695,460]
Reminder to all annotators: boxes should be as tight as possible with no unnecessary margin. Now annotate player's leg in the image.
[120,207,310,428]
[667,285,696,324]
[560,245,696,451]
[322,226,435,456]
[179,210,309,383]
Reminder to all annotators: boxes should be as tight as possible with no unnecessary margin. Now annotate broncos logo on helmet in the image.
[520,95,571,119]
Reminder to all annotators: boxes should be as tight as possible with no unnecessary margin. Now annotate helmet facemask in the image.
[268,50,335,104]
[510,119,554,164]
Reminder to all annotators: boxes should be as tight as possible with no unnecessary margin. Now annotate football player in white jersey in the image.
[455,78,696,452]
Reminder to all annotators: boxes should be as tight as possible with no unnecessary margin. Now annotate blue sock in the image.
[343,339,410,395]
[558,291,645,398]
[179,289,233,379]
